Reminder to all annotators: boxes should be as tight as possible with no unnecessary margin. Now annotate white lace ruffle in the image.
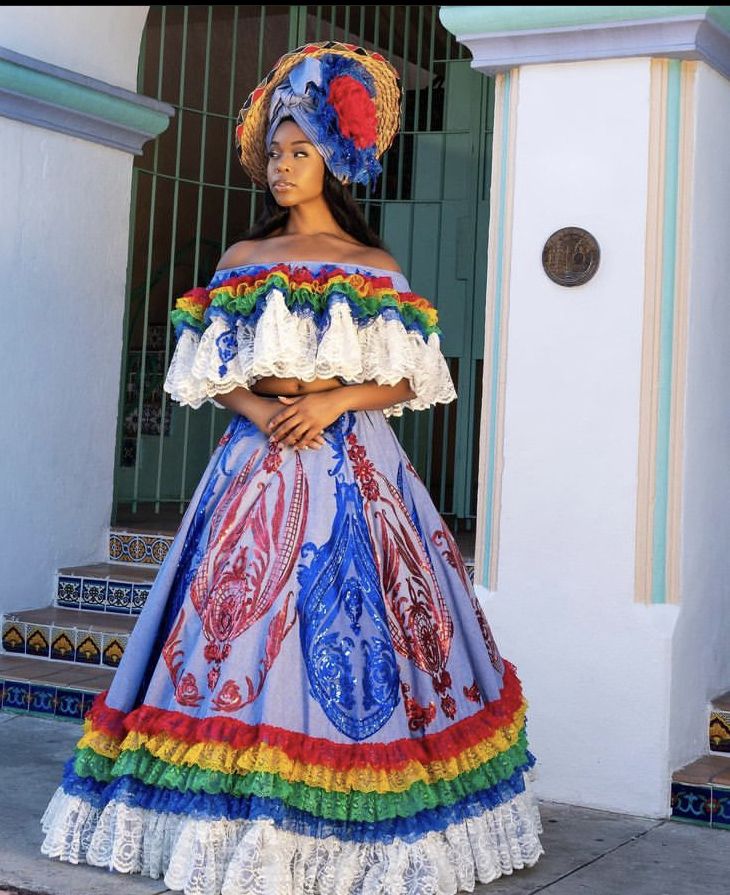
[41,786,543,895]
[163,290,457,418]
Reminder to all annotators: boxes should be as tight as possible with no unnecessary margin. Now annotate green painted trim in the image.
[651,60,682,604]
[0,57,169,136]
[708,6,730,31]
[481,72,511,588]
[440,6,715,36]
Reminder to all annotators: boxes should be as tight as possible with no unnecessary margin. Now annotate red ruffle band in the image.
[87,663,525,770]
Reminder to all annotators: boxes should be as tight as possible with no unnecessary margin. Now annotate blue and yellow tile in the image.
[2,622,26,654]
[50,628,76,662]
[25,626,50,658]
[75,633,102,665]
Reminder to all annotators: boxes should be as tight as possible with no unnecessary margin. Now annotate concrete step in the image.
[2,606,134,667]
[710,690,730,754]
[57,561,156,614]
[0,654,113,722]
[671,754,730,830]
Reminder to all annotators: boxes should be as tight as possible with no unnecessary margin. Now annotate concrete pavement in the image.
[0,712,723,895]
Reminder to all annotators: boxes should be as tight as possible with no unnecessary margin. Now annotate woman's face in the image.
[266,119,325,207]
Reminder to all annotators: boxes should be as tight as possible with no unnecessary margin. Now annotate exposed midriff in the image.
[250,375,344,396]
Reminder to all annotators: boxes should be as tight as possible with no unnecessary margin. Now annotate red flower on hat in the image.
[327,75,377,149]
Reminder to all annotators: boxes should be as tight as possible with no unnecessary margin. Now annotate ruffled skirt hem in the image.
[41,784,543,895]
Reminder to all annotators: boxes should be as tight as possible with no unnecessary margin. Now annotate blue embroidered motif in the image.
[297,479,399,740]
[326,411,356,477]
[216,327,238,376]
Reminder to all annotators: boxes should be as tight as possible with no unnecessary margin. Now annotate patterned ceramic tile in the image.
[25,626,50,658]
[81,579,108,610]
[55,688,85,721]
[29,684,57,716]
[107,581,133,613]
[109,530,172,566]
[50,627,76,662]
[57,576,82,608]
[671,782,714,827]
[710,710,730,753]
[711,785,730,828]
[132,583,151,612]
[101,634,125,667]
[2,679,30,712]
[75,632,102,665]
[2,621,26,655]
[81,690,98,718]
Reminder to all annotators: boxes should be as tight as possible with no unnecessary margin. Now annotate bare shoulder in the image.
[348,245,402,273]
[215,239,265,272]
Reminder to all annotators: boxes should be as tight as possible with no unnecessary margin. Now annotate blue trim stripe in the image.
[481,72,512,587]
[651,60,682,604]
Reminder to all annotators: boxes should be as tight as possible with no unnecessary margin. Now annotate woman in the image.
[41,42,543,894]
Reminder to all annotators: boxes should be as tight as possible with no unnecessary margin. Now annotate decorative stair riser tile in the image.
[109,529,173,566]
[1,622,26,656]
[0,656,114,723]
[710,710,730,753]
[671,782,715,828]
[0,680,97,723]
[57,573,152,614]
[2,610,132,667]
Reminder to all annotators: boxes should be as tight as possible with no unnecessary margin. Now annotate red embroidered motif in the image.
[346,432,380,500]
[175,672,203,707]
[218,431,232,447]
[464,680,482,704]
[400,681,436,732]
[441,694,457,719]
[262,438,283,473]
[212,679,244,712]
[186,451,308,711]
[162,609,186,687]
[432,528,505,675]
[359,467,456,720]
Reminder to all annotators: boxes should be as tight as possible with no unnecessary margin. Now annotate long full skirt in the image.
[40,409,543,894]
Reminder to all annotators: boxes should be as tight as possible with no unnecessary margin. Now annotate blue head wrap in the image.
[265,55,381,186]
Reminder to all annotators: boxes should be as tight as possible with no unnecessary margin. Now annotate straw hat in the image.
[235,41,401,186]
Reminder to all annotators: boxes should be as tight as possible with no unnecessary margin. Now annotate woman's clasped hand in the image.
[266,392,346,449]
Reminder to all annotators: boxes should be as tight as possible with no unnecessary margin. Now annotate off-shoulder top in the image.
[162,260,457,418]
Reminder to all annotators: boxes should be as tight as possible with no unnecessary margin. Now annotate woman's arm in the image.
[214,387,327,448]
[267,378,416,445]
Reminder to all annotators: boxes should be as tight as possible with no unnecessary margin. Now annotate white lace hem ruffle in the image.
[163,292,458,418]
[41,786,543,895]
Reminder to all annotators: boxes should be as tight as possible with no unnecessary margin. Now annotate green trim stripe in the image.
[651,60,682,604]
[0,58,169,135]
[440,6,714,36]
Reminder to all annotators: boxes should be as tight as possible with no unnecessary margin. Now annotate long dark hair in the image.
[243,167,385,249]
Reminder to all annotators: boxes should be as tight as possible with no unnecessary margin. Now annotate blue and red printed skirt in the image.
[41,409,542,895]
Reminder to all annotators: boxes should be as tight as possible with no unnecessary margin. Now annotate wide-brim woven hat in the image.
[236,41,401,186]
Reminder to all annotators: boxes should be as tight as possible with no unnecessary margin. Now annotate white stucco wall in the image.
[0,7,149,613]
[476,57,680,817]
[0,6,148,90]
[669,62,730,771]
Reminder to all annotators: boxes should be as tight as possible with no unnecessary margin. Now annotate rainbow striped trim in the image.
[59,662,535,841]
[170,265,441,342]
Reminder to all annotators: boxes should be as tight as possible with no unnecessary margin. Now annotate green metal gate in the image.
[113,5,493,531]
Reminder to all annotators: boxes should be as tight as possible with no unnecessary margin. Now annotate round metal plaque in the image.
[541,227,600,287]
